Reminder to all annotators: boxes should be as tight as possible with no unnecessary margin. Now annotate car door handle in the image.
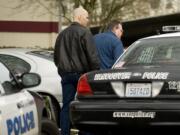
[17,101,24,109]
[17,99,34,109]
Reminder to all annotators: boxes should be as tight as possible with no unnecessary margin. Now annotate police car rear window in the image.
[115,37,180,67]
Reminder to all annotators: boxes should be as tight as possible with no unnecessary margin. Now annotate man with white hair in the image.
[73,6,89,27]
[54,6,100,135]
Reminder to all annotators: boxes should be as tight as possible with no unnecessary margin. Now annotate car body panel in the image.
[0,62,40,135]
[0,91,39,135]
[71,100,180,128]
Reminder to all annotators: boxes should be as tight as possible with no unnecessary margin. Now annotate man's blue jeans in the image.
[60,72,81,135]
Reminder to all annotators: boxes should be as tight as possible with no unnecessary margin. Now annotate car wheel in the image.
[41,118,60,135]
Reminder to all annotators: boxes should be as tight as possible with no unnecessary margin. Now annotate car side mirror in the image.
[22,73,41,88]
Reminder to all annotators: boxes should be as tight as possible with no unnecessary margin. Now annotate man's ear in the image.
[112,27,118,34]
[115,26,119,30]
[78,15,83,22]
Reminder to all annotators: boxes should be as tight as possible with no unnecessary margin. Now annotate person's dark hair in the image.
[107,20,121,31]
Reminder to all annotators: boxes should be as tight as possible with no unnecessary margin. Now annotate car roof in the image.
[142,32,180,40]
[0,48,52,55]
[0,48,38,54]
[141,32,180,40]
[0,48,54,61]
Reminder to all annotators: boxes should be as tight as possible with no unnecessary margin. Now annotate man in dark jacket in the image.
[94,20,124,69]
[54,6,100,135]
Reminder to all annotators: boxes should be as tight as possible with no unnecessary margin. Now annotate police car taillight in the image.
[77,74,93,96]
[162,26,180,32]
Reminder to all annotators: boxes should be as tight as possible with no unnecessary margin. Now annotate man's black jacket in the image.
[54,22,100,74]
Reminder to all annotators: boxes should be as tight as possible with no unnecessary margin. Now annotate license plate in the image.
[126,83,151,97]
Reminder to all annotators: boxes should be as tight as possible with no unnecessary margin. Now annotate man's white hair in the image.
[73,6,88,19]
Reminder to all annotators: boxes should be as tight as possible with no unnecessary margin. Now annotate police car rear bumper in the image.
[70,100,180,131]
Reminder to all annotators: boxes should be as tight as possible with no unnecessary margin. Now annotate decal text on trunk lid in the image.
[142,72,169,79]
[94,72,132,80]
[113,111,156,119]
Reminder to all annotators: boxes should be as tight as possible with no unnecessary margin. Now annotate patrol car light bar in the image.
[162,26,180,32]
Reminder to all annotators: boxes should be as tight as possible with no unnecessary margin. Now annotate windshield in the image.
[114,37,180,68]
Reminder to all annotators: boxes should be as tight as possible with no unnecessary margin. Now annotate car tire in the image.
[41,118,60,135]
[51,98,60,126]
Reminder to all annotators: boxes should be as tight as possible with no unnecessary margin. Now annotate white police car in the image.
[0,48,62,127]
[0,61,59,135]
